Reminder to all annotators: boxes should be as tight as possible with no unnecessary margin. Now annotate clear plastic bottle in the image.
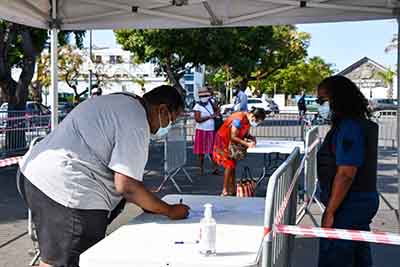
[199,203,216,256]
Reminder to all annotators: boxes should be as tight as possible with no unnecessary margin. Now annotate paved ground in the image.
[0,142,399,266]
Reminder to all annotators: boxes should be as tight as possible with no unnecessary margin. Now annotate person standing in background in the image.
[193,87,219,176]
[234,87,248,112]
[297,90,307,120]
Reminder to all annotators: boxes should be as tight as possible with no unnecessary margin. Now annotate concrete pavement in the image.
[0,143,399,267]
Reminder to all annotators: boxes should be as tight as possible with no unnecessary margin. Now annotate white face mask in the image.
[250,120,259,127]
[200,97,210,104]
[151,110,172,140]
[318,101,331,120]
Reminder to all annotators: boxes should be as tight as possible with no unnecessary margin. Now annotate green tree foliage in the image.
[0,20,84,109]
[114,26,309,94]
[37,45,88,103]
[255,56,334,96]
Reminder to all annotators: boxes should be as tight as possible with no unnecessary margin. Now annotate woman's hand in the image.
[247,141,256,148]
[322,211,335,228]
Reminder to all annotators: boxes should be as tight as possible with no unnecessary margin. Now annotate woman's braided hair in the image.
[318,75,371,127]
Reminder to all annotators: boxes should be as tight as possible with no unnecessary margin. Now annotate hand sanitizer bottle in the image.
[199,203,216,256]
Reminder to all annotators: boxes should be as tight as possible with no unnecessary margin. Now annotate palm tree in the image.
[385,34,398,53]
[377,68,395,99]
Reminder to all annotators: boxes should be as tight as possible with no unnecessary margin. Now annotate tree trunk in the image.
[163,60,185,96]
[0,25,37,153]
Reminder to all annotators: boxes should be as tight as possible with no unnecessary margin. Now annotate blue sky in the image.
[84,19,397,72]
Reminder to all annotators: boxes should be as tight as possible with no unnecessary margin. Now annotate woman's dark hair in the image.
[318,75,371,126]
[250,107,266,121]
[143,85,184,112]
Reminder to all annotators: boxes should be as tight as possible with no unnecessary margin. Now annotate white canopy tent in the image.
[1,0,400,225]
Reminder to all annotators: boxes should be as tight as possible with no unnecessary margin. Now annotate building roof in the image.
[338,56,389,76]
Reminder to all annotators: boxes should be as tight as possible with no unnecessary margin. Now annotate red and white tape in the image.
[274,224,400,246]
[0,156,22,168]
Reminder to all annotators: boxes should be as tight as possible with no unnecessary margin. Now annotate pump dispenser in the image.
[199,203,216,256]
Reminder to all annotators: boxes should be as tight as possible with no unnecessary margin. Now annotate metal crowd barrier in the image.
[262,147,301,267]
[155,116,193,192]
[296,126,324,226]
[375,117,397,148]
[0,111,50,157]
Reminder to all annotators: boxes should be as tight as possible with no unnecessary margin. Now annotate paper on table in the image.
[188,206,229,220]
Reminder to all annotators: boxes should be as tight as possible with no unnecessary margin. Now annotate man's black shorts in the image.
[19,173,109,267]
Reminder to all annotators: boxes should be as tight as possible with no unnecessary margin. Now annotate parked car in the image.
[304,96,319,113]
[220,98,280,115]
[369,98,397,111]
[0,101,50,128]
[220,103,235,115]
[373,109,397,119]
[247,98,279,114]
[56,102,75,120]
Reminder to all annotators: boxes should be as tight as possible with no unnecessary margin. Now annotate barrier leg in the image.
[182,167,193,183]
[29,250,40,266]
[154,168,181,193]
[379,192,400,224]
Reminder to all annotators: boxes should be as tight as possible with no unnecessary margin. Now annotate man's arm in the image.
[114,172,189,220]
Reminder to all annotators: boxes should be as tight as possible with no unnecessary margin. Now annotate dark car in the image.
[0,101,50,129]
[369,98,397,111]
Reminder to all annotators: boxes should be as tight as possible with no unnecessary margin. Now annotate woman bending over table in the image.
[213,108,266,196]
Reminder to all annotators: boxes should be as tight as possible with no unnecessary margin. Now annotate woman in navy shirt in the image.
[316,76,379,267]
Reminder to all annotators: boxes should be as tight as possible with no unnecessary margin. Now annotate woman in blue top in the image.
[316,76,379,267]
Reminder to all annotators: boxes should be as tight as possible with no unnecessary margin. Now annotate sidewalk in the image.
[0,144,399,267]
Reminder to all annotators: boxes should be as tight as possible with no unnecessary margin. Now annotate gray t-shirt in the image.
[19,94,150,211]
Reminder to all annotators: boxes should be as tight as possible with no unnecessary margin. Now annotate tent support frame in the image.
[397,15,400,232]
[50,0,58,130]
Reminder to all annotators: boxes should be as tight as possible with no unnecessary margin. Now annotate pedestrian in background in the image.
[213,107,266,196]
[193,87,219,176]
[316,75,379,267]
[233,87,248,112]
[297,90,307,120]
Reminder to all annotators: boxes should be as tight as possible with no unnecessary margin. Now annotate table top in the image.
[247,139,304,154]
[80,195,265,267]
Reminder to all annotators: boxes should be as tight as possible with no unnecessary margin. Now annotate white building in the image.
[338,57,397,99]
[57,46,166,98]
[53,46,205,102]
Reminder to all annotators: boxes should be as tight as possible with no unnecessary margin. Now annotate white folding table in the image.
[246,139,305,188]
[80,195,265,267]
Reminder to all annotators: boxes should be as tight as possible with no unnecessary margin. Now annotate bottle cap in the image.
[204,203,213,218]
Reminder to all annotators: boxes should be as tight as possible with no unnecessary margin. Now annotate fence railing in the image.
[0,111,50,157]
[155,116,193,192]
[262,147,302,267]
[186,112,397,147]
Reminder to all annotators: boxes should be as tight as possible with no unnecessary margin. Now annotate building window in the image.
[95,55,102,64]
[116,56,123,64]
[109,55,116,64]
[185,84,194,93]
[184,74,194,81]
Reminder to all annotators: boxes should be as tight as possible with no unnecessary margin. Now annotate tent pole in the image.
[50,28,58,130]
[89,30,93,96]
[50,0,58,131]
[397,17,400,232]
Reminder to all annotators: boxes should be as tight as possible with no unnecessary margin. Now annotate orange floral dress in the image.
[213,112,250,169]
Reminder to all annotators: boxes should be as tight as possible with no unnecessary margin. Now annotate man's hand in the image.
[322,211,335,228]
[167,204,190,220]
